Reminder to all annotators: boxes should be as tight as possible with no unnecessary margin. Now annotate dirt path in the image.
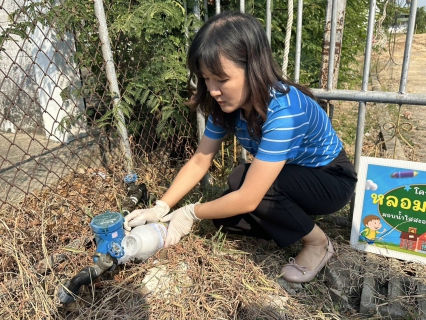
[374,33,426,162]
[0,131,105,207]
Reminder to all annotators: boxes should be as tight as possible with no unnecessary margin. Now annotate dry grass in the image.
[0,163,306,319]
[2,158,425,320]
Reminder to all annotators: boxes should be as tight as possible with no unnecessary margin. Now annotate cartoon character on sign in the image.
[360,215,387,244]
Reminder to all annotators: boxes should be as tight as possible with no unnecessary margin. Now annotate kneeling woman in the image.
[124,11,357,283]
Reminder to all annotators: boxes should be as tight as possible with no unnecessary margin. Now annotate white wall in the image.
[0,0,39,134]
[31,23,87,143]
[0,0,87,143]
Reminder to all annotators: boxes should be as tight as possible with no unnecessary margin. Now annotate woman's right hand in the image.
[123,200,170,231]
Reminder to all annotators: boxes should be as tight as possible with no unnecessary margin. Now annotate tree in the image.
[416,6,426,33]
[379,0,410,31]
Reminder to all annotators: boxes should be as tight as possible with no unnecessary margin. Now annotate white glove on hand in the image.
[160,203,200,247]
[123,200,170,231]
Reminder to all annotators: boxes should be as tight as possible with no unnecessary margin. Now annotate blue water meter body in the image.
[90,211,125,261]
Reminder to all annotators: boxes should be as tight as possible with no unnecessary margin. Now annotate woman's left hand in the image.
[160,203,200,247]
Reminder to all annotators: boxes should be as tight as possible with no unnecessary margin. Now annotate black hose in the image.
[57,265,103,304]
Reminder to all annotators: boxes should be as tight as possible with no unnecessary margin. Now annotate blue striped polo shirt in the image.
[204,84,342,167]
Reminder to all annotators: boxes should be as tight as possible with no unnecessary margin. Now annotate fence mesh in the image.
[0,0,206,212]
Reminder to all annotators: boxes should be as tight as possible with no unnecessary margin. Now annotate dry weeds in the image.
[0,164,304,319]
[1,159,425,320]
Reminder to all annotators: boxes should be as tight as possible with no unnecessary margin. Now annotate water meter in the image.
[90,211,125,261]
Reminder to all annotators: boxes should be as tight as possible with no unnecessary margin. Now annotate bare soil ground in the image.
[0,131,105,206]
[373,33,426,162]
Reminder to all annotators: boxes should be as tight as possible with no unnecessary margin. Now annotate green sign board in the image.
[351,157,426,264]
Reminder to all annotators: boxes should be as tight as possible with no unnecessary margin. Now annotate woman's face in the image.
[200,55,252,114]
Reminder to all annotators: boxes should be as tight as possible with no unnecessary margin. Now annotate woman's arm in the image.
[194,158,286,219]
[161,135,223,208]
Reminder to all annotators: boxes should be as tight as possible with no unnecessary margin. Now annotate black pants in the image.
[212,149,357,247]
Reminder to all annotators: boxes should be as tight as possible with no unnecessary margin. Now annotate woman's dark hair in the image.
[187,11,314,139]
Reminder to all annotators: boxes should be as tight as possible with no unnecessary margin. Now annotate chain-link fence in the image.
[0,0,211,212]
